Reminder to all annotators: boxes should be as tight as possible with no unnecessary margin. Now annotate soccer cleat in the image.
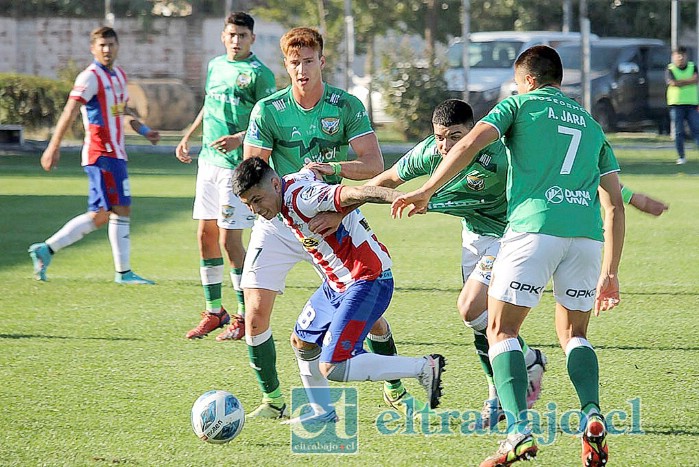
[383,385,429,419]
[676,157,687,165]
[185,309,230,339]
[478,397,506,430]
[215,313,246,341]
[417,354,446,409]
[28,242,52,281]
[480,432,538,467]
[246,401,289,420]
[114,271,155,285]
[581,414,608,467]
[526,348,547,409]
[282,409,338,425]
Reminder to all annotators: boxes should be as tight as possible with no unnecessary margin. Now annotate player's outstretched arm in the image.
[391,122,497,218]
[338,185,401,207]
[175,106,204,163]
[621,184,669,217]
[41,98,82,171]
[364,165,405,188]
[596,172,626,315]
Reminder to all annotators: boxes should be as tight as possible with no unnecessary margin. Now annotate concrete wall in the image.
[0,17,286,91]
[0,17,287,130]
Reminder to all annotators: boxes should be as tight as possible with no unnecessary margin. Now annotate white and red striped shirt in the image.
[69,61,129,166]
[280,169,392,292]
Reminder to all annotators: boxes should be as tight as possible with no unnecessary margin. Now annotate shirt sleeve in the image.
[480,96,518,139]
[598,140,621,176]
[69,69,97,104]
[293,180,342,218]
[395,137,434,181]
[244,101,274,150]
[343,93,374,141]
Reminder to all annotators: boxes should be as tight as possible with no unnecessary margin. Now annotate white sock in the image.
[108,214,130,273]
[297,355,332,414]
[230,270,243,291]
[345,353,425,382]
[524,346,537,367]
[45,213,97,252]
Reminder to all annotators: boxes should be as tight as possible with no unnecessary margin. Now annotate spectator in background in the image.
[666,46,699,165]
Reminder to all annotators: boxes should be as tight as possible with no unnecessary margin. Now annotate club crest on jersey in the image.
[302,237,320,250]
[478,255,495,272]
[320,117,340,135]
[236,73,252,88]
[466,173,485,191]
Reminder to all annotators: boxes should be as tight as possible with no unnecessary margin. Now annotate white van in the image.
[445,31,597,119]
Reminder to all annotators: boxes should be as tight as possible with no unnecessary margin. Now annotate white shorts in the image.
[192,160,255,230]
[461,229,501,286]
[488,231,603,311]
[240,216,319,293]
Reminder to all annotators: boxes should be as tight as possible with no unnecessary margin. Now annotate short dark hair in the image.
[432,99,474,128]
[90,26,118,44]
[674,46,688,55]
[514,45,563,86]
[226,11,255,31]
[233,157,275,196]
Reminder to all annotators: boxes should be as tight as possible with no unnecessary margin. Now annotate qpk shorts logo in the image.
[290,387,358,454]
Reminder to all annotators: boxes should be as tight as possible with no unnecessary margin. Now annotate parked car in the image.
[556,38,671,133]
[444,31,598,119]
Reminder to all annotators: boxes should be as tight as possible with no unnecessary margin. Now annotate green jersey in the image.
[395,136,508,237]
[481,86,620,241]
[199,53,276,169]
[245,83,374,183]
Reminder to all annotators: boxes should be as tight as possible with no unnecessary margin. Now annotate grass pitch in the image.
[0,147,697,466]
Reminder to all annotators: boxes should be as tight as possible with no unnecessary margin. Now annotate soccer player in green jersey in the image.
[175,12,276,341]
[367,99,547,428]
[240,27,407,420]
[393,46,625,467]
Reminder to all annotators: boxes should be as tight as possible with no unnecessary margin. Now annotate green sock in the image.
[518,335,530,355]
[567,345,600,416]
[201,258,224,312]
[231,268,245,315]
[366,331,402,388]
[491,347,529,435]
[247,332,281,400]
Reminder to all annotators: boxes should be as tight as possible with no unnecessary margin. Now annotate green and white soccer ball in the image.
[191,390,245,444]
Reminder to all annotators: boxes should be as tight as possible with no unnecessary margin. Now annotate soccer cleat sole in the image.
[427,354,446,409]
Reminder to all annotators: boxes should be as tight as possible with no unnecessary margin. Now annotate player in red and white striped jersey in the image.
[232,156,446,424]
[29,26,159,285]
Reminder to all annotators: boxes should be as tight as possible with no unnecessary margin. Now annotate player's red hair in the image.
[280,27,323,58]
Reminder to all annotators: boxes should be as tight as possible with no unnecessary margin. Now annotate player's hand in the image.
[175,139,192,163]
[391,189,430,218]
[594,273,620,315]
[630,193,669,217]
[145,129,161,145]
[40,146,60,171]
[211,135,242,154]
[308,211,344,237]
[304,162,335,176]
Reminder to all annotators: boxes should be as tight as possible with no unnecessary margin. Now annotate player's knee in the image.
[289,332,316,351]
[369,316,389,336]
[322,360,348,381]
[458,295,481,322]
[92,210,110,227]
